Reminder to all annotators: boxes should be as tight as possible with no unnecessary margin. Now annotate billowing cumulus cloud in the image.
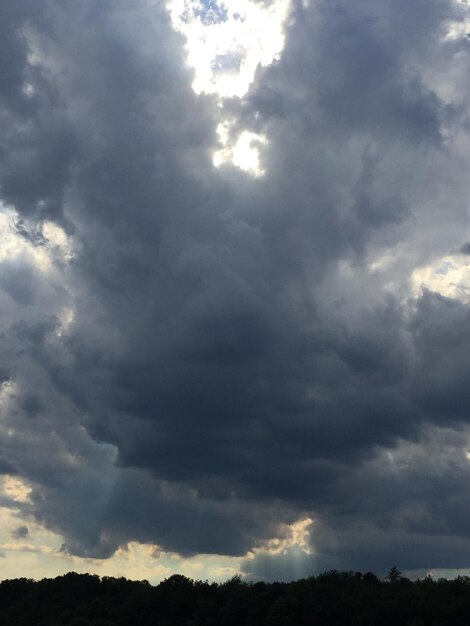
[1,0,470,580]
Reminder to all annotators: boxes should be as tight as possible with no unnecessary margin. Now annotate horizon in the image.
[0,565,469,584]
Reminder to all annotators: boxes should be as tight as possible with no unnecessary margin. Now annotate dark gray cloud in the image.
[1,0,470,579]
[11,525,29,540]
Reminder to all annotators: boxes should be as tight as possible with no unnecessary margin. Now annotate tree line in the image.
[1,568,470,625]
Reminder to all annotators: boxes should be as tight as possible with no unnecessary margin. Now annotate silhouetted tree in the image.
[2,569,470,626]
[387,566,403,583]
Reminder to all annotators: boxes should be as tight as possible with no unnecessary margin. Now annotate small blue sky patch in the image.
[195,0,229,25]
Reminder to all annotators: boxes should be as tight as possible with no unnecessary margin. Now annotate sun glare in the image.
[167,0,290,175]
[167,0,290,97]
[213,123,267,176]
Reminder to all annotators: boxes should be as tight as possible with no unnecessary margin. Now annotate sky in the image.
[1,0,470,584]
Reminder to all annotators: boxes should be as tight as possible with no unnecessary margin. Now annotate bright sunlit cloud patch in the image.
[167,0,290,98]
[213,123,267,176]
[0,207,75,272]
[2,476,32,505]
[411,253,470,302]
[167,0,290,176]
[0,205,77,340]
[247,517,314,559]
[445,0,470,40]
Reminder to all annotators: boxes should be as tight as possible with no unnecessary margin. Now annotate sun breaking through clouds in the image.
[167,0,290,97]
[167,0,290,175]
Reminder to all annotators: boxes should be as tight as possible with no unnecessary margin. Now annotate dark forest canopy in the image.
[2,569,470,626]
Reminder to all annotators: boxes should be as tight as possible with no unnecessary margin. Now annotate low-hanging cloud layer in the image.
[1,0,470,580]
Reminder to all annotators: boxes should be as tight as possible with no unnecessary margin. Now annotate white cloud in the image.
[167,0,290,175]
[411,254,470,303]
[167,0,290,98]
[214,124,267,176]
[446,0,470,40]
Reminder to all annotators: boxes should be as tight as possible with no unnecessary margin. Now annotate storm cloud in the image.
[1,0,470,578]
